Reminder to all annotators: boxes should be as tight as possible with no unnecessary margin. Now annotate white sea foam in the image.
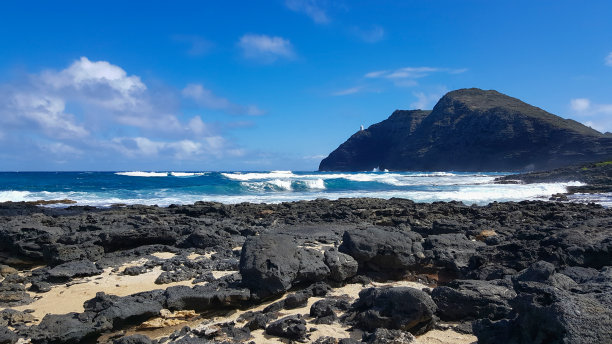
[222,171,295,181]
[5,181,592,208]
[303,179,326,189]
[115,171,168,177]
[170,172,206,177]
[0,190,32,202]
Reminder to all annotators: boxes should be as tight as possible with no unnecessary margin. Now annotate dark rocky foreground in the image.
[0,198,610,343]
[319,88,612,172]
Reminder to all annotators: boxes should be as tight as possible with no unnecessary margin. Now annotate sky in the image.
[0,0,611,171]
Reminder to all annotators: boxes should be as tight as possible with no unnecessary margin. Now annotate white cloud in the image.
[332,86,363,96]
[569,97,612,132]
[285,0,329,24]
[41,57,146,111]
[570,98,591,112]
[365,67,467,79]
[411,87,449,110]
[352,25,385,43]
[182,83,264,115]
[9,93,89,138]
[605,52,612,67]
[238,34,295,63]
[0,57,258,167]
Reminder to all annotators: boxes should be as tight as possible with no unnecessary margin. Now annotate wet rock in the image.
[339,227,423,274]
[266,315,307,341]
[324,249,358,282]
[363,328,416,344]
[349,287,437,335]
[431,279,515,321]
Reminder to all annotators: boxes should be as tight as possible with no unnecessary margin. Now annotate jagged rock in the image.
[164,284,250,312]
[239,234,329,299]
[83,291,165,329]
[29,281,52,293]
[363,328,416,344]
[284,291,310,309]
[0,326,16,344]
[0,279,31,307]
[0,266,17,278]
[113,334,152,344]
[29,312,112,344]
[266,315,307,341]
[319,88,612,171]
[431,279,515,321]
[324,249,358,282]
[122,266,147,276]
[46,260,103,281]
[474,263,612,344]
[349,287,437,335]
[244,312,269,330]
[423,233,485,276]
[338,227,423,274]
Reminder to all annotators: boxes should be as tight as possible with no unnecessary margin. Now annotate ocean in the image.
[0,170,605,207]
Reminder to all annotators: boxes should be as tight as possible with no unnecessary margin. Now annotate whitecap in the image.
[170,172,206,177]
[115,171,168,177]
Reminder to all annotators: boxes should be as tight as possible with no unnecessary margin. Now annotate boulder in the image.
[431,279,515,321]
[324,249,358,282]
[363,328,416,344]
[338,227,423,273]
[265,315,307,341]
[46,260,103,281]
[350,287,437,335]
[239,234,329,299]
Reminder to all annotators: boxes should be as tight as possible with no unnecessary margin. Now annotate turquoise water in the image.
[0,171,586,206]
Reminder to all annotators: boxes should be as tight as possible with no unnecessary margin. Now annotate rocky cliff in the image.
[319,88,612,171]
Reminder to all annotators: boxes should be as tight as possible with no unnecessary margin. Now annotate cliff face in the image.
[319,88,612,172]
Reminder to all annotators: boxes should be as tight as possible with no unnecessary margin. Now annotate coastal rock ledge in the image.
[319,88,612,172]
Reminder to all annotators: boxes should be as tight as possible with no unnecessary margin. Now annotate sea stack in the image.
[319,88,612,172]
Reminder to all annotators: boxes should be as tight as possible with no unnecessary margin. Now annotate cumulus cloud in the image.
[569,97,612,132]
[0,57,257,168]
[606,52,612,67]
[238,34,295,63]
[182,83,264,115]
[285,0,329,24]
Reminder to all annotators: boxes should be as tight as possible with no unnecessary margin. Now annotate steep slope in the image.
[319,88,612,172]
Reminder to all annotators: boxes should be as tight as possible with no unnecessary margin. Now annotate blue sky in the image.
[1,0,611,171]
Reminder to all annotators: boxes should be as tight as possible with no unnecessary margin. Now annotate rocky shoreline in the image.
[0,198,611,343]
